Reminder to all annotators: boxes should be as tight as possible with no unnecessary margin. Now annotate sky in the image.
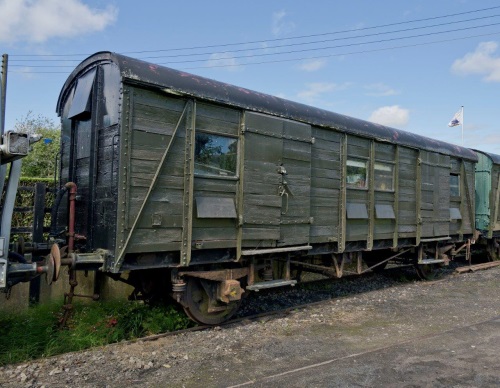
[0,0,499,153]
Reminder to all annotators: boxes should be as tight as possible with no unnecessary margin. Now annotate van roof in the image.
[58,51,478,162]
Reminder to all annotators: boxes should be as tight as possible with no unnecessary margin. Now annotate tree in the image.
[12,112,61,178]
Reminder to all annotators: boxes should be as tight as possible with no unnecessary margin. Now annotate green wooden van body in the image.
[474,150,500,238]
[56,52,478,273]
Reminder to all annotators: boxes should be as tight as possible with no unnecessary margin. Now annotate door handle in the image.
[278,185,289,215]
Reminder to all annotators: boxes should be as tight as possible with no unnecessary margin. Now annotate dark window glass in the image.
[346,159,367,188]
[68,68,96,119]
[101,64,121,127]
[195,133,237,177]
[374,163,394,191]
[450,174,460,196]
[76,119,92,159]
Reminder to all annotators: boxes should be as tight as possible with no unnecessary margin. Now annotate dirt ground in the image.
[1,266,499,387]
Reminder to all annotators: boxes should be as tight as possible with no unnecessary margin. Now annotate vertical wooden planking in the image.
[344,135,370,243]
[416,149,422,246]
[458,160,466,239]
[181,100,196,266]
[461,160,475,236]
[279,120,312,246]
[236,112,245,260]
[392,146,400,248]
[309,126,341,243]
[396,147,417,237]
[367,140,375,250]
[114,87,189,271]
[242,112,282,245]
[113,86,132,272]
[339,133,347,253]
[190,103,241,254]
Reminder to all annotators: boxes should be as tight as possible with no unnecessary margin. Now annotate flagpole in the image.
[461,105,464,146]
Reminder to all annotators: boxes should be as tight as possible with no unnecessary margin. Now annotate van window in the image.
[374,163,394,191]
[195,133,237,177]
[450,174,460,196]
[346,159,368,188]
[101,64,120,127]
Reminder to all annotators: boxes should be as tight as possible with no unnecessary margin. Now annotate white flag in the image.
[448,108,462,127]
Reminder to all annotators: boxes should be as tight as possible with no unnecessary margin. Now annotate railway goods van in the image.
[4,52,494,324]
[474,150,500,260]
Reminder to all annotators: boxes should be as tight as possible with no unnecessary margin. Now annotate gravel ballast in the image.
[1,265,499,387]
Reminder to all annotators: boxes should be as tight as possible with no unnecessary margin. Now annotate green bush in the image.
[8,112,60,242]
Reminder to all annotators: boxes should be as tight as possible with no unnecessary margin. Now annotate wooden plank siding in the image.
[397,147,419,237]
[241,112,313,248]
[419,151,451,238]
[120,89,245,257]
[191,102,240,250]
[345,135,370,242]
[373,143,397,242]
[114,84,477,267]
[242,113,286,245]
[457,160,476,236]
[278,121,312,246]
[309,127,341,243]
[120,88,188,256]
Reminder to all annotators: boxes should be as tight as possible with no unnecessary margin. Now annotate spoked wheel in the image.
[414,263,440,280]
[183,277,241,325]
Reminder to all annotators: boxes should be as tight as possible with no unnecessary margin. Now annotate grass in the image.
[0,300,194,366]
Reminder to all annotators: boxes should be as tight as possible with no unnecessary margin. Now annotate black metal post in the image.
[29,183,46,305]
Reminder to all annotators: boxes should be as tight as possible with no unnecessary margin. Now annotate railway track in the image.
[3,258,498,388]
[131,260,477,344]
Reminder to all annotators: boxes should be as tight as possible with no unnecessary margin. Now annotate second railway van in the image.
[40,51,479,323]
[474,150,500,261]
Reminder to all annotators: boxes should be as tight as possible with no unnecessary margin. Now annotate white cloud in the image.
[272,10,295,36]
[206,53,242,71]
[368,105,409,127]
[451,41,500,82]
[297,82,349,102]
[365,83,399,97]
[298,59,327,72]
[0,0,117,44]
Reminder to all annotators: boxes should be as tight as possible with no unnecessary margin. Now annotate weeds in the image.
[0,300,193,366]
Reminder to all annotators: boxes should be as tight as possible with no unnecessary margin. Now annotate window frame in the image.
[374,161,395,192]
[346,158,369,189]
[450,173,460,197]
[194,130,239,179]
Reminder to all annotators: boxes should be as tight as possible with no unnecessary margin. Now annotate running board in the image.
[246,279,297,291]
[241,245,312,256]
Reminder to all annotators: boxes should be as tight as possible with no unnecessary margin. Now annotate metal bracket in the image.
[278,185,289,215]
